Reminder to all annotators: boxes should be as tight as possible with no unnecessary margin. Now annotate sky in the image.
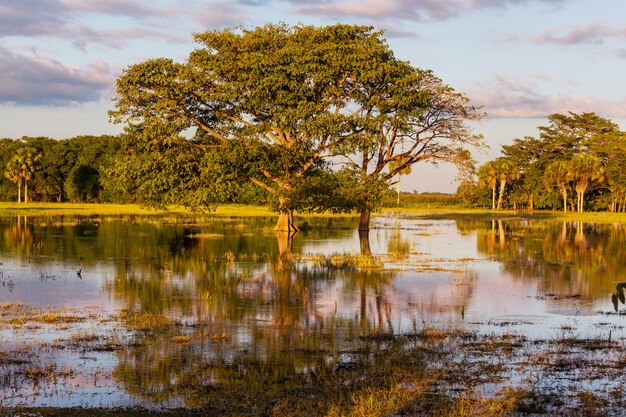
[1,0,625,192]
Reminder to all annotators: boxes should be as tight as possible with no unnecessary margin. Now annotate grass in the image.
[2,306,626,416]
[4,202,626,225]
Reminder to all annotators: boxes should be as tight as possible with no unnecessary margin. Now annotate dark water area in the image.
[1,214,625,408]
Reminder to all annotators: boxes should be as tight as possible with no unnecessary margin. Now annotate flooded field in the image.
[1,214,626,415]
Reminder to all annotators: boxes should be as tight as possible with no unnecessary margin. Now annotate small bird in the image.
[77,268,82,279]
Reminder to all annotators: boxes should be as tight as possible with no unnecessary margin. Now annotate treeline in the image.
[1,136,122,203]
[0,134,274,205]
[459,112,626,212]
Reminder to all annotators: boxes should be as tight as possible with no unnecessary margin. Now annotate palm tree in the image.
[4,157,23,203]
[494,158,520,210]
[567,154,604,213]
[477,161,498,210]
[544,160,570,213]
[4,147,42,204]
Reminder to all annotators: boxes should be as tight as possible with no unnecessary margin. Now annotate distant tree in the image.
[4,156,23,203]
[492,158,520,210]
[544,160,571,213]
[501,136,545,210]
[539,112,619,158]
[65,165,101,202]
[567,154,604,213]
[4,146,41,203]
[592,132,626,212]
[477,161,498,210]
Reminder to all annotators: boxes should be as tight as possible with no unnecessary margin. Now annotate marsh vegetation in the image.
[0,213,625,415]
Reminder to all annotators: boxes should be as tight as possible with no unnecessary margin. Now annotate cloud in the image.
[466,74,626,118]
[290,0,567,23]
[0,46,114,105]
[531,22,626,45]
[62,0,173,18]
[192,3,251,29]
[0,0,187,49]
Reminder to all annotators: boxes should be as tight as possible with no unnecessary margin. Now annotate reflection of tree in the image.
[0,215,476,407]
[387,222,410,261]
[465,219,626,301]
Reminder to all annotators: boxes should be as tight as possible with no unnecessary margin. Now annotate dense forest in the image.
[459,112,626,212]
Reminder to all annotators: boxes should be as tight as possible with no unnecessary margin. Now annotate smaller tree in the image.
[4,147,42,203]
[493,158,520,210]
[567,154,604,213]
[477,161,498,210]
[544,160,571,213]
[4,157,23,203]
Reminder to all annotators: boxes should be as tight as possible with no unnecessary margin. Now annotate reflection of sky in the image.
[0,259,119,311]
[4,216,626,407]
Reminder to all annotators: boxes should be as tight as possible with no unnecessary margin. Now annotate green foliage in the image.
[471,112,624,212]
[65,165,100,202]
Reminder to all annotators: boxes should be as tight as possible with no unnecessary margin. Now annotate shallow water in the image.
[1,214,625,408]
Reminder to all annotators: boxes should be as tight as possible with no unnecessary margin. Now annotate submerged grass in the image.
[2,308,626,416]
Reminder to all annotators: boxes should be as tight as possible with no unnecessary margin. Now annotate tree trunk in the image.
[358,229,371,256]
[273,211,299,234]
[491,186,496,210]
[396,180,400,207]
[561,189,567,213]
[358,208,371,232]
[529,192,534,212]
[579,190,585,213]
[25,181,28,204]
[17,180,22,204]
[497,180,506,210]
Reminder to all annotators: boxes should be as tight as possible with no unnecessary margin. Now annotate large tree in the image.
[342,63,483,230]
[111,24,399,233]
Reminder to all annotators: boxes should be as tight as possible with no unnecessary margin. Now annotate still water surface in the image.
[0,214,624,407]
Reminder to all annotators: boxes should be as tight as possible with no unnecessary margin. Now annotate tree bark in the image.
[561,189,567,213]
[358,229,371,256]
[25,181,28,204]
[491,186,496,210]
[358,208,371,232]
[17,180,21,204]
[497,180,506,210]
[273,211,299,234]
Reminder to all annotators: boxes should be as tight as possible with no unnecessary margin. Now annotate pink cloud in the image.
[466,74,626,118]
[290,0,567,23]
[531,22,626,45]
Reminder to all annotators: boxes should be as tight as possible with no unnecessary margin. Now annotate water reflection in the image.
[463,219,625,302]
[2,215,626,408]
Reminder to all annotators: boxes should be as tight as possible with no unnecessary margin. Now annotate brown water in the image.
[0,214,624,408]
